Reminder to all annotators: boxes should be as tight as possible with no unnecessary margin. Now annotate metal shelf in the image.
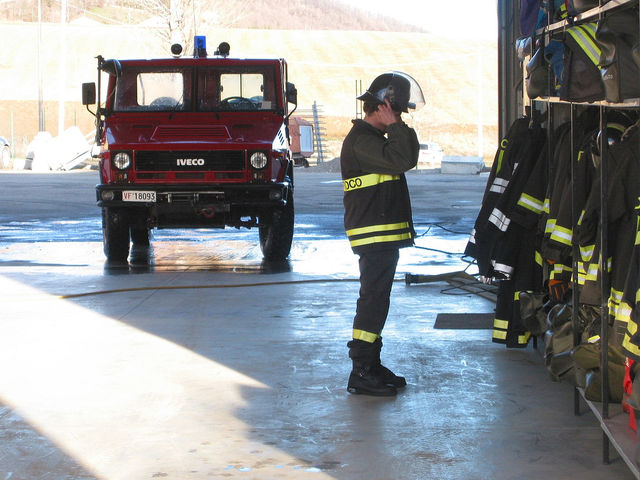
[531,97,640,108]
[519,2,640,477]
[535,0,637,36]
[579,388,640,479]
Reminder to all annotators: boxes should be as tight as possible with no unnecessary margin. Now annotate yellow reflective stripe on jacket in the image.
[349,232,412,248]
[346,221,410,237]
[535,250,543,266]
[608,289,624,318]
[494,318,508,330]
[493,330,507,340]
[517,192,544,214]
[567,23,601,66]
[557,2,567,18]
[623,332,640,358]
[352,329,379,343]
[580,244,595,261]
[624,314,640,358]
[550,224,573,246]
[343,173,400,192]
[496,138,508,173]
[518,332,531,345]
[545,218,556,234]
[616,301,632,324]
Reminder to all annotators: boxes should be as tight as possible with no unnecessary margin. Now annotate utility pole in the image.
[37,0,44,131]
[58,0,67,136]
[476,43,484,160]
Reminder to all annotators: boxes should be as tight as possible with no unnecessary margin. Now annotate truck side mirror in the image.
[286,82,297,105]
[82,82,96,105]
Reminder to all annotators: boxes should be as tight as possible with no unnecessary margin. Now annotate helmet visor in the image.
[388,71,425,111]
[358,71,426,112]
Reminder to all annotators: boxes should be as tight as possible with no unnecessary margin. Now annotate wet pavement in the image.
[0,169,635,479]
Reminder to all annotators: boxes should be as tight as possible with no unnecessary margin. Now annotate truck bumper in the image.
[96,182,291,228]
[97,182,290,207]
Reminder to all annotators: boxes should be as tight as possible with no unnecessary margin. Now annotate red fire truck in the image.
[82,38,297,262]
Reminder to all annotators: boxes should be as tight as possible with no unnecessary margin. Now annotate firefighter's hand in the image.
[376,99,400,129]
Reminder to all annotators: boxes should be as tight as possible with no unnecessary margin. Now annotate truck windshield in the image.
[114,68,190,112]
[113,64,278,113]
[197,65,278,112]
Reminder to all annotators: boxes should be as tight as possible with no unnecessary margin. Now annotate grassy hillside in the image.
[0,21,498,161]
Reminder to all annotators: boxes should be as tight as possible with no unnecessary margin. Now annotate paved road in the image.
[0,168,487,277]
[0,168,635,480]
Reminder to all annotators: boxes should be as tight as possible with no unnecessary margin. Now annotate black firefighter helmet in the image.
[357,71,425,113]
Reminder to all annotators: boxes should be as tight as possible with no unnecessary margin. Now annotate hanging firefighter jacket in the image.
[493,278,532,348]
[465,117,546,279]
[622,234,640,362]
[603,121,640,349]
[465,115,546,347]
[465,118,530,276]
[573,113,638,311]
[536,110,600,302]
[541,110,599,263]
[621,224,640,361]
[466,112,637,351]
[485,124,547,280]
[601,124,640,361]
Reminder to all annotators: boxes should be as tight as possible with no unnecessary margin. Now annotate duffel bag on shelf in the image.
[565,0,601,16]
[559,22,605,102]
[596,7,640,103]
[526,47,551,98]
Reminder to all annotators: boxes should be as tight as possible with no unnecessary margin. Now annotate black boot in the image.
[347,340,397,396]
[372,337,406,388]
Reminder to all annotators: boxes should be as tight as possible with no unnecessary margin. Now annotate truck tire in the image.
[102,207,130,261]
[130,227,150,246]
[259,188,294,261]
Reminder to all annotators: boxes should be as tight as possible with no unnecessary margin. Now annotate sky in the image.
[333,0,499,39]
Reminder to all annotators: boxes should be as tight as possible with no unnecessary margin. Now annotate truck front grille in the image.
[135,151,245,171]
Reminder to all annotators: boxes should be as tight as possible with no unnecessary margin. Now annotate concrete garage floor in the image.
[0,170,636,479]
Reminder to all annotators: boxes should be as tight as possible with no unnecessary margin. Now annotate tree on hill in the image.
[2,0,422,33]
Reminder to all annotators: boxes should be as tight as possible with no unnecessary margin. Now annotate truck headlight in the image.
[113,152,131,170]
[250,152,268,169]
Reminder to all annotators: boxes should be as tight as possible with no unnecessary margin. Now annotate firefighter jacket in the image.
[606,125,640,333]
[487,123,546,280]
[340,119,419,254]
[465,117,544,278]
[464,116,546,348]
[575,120,637,310]
[540,110,600,291]
[622,233,640,361]
[594,124,640,360]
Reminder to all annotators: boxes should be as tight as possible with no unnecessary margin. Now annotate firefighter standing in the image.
[340,72,424,396]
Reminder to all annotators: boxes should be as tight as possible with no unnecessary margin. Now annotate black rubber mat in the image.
[434,313,494,329]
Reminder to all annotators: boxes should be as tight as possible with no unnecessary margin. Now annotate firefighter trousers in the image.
[353,248,400,341]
